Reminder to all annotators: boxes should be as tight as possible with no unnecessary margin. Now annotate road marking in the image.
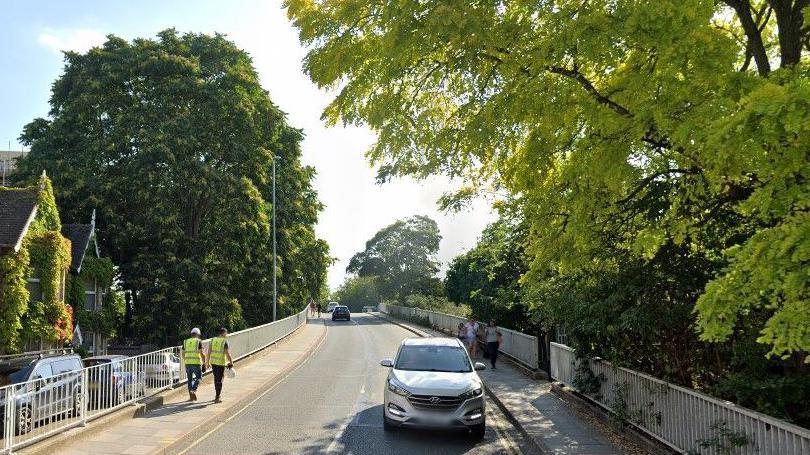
[177,322,330,455]
[325,317,375,454]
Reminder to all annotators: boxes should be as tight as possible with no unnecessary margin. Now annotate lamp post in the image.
[272,155,280,322]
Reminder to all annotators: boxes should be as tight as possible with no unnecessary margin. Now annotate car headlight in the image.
[459,386,483,401]
[387,378,411,397]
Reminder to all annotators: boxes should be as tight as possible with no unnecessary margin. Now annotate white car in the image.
[326,302,338,313]
[380,337,487,439]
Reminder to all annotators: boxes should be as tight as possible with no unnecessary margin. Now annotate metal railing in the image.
[1,307,309,453]
[550,342,810,455]
[379,303,540,370]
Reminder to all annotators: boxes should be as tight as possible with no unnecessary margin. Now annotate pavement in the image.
[33,319,327,455]
[379,313,627,455]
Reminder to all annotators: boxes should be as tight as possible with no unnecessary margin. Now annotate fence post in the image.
[80,368,88,427]
[3,387,14,453]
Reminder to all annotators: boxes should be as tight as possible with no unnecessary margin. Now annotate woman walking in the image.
[484,320,503,369]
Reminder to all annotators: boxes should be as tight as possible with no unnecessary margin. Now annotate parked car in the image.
[0,353,84,434]
[380,337,487,439]
[363,305,377,312]
[326,301,339,313]
[83,355,146,408]
[332,305,351,321]
[142,352,180,386]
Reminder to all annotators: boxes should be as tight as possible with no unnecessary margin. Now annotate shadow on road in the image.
[287,404,486,455]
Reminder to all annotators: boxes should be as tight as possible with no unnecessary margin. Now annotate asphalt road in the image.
[179,313,533,455]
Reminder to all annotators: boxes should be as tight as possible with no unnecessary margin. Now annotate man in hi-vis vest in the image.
[182,328,206,401]
[206,327,234,402]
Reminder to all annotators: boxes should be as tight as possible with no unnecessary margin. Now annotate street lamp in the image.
[272,155,281,322]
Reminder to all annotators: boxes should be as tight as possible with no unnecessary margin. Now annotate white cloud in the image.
[38,28,106,54]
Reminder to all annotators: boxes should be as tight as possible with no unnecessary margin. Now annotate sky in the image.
[0,1,495,290]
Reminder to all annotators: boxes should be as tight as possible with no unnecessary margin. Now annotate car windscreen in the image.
[83,359,111,367]
[395,345,472,373]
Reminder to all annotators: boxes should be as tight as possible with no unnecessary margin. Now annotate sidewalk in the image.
[377,313,640,455]
[25,319,326,455]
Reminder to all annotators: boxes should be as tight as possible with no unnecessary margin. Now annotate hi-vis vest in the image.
[183,338,201,365]
[209,337,228,366]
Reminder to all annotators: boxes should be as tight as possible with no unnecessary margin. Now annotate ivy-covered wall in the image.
[0,175,73,352]
[68,255,120,339]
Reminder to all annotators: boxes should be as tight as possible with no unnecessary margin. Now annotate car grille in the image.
[407,394,462,411]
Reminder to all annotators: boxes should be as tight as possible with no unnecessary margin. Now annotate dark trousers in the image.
[212,365,225,397]
[487,342,500,367]
[186,365,201,391]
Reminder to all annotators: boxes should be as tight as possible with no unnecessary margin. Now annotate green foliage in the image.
[286,0,810,361]
[81,256,114,288]
[25,231,73,343]
[332,276,381,312]
[0,176,72,352]
[16,30,330,345]
[401,294,472,319]
[347,216,442,301]
[445,213,533,331]
[0,246,31,352]
[687,421,750,455]
[572,360,603,398]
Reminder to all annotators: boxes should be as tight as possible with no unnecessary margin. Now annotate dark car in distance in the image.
[332,305,351,321]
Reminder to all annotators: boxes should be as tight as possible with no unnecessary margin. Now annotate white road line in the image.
[325,317,374,454]
[178,322,330,455]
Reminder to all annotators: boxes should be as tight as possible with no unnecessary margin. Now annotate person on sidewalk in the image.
[484,320,503,369]
[207,327,234,403]
[316,302,322,318]
[465,319,480,357]
[182,328,206,401]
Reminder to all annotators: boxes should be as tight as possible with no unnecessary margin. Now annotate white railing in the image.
[379,303,540,370]
[0,307,309,453]
[551,342,810,455]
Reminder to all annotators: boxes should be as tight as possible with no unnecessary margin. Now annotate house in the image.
[62,210,112,355]
[0,173,72,354]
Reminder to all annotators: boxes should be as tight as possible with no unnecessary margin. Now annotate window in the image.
[85,331,96,354]
[395,345,472,373]
[52,359,78,375]
[33,363,53,379]
[26,278,42,302]
[85,292,96,311]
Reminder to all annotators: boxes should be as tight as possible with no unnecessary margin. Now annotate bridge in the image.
[2,309,809,455]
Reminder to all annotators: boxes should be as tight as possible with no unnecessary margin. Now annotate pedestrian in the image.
[316,302,322,317]
[457,322,465,340]
[182,327,205,401]
[465,319,480,357]
[207,327,234,403]
[484,320,503,369]
[309,299,316,317]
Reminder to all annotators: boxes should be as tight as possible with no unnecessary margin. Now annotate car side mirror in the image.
[474,362,487,371]
[380,359,394,368]
[32,376,44,391]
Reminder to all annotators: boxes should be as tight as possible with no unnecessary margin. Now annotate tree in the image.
[347,215,442,300]
[286,0,810,359]
[331,276,381,312]
[16,30,330,344]
[445,213,532,331]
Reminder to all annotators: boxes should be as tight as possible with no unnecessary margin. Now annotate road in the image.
[179,313,534,455]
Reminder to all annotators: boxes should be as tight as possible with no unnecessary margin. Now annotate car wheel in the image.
[16,405,33,434]
[470,422,485,440]
[73,390,83,417]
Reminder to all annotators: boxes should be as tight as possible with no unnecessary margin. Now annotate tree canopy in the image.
[347,215,442,300]
[287,0,810,360]
[16,30,330,344]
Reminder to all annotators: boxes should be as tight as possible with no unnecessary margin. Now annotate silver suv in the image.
[380,337,487,439]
